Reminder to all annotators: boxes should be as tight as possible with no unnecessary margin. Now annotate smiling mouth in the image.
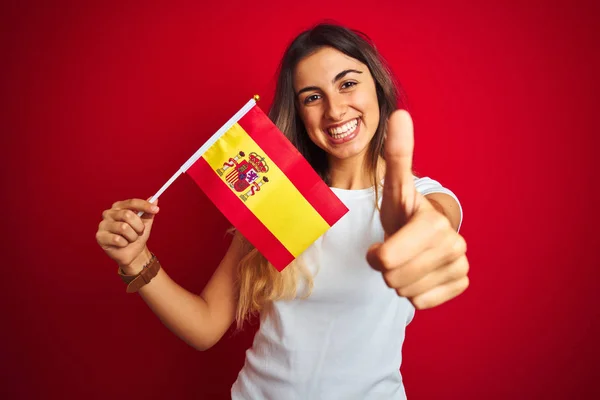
[326,118,359,139]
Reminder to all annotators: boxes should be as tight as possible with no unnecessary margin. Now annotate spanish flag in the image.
[151,96,348,271]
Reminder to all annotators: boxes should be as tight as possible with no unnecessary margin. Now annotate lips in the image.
[325,118,361,144]
[327,118,359,138]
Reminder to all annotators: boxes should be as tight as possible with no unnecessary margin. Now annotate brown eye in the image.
[341,81,357,89]
[304,94,321,104]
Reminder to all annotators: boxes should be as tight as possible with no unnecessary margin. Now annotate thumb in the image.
[380,109,418,235]
[141,197,159,223]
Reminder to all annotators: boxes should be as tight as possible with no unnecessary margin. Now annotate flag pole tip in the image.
[253,94,260,102]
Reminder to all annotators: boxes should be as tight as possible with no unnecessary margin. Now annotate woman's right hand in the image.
[95,198,160,273]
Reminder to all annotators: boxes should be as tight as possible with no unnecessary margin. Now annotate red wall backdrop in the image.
[2,0,598,398]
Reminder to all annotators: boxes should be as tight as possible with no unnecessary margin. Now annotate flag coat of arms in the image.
[149,96,348,271]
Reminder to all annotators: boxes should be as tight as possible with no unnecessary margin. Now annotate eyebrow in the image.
[296,69,363,97]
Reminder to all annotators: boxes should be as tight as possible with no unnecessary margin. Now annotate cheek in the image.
[353,87,378,112]
[300,110,322,133]
[370,106,380,126]
[365,92,380,124]
[295,111,320,146]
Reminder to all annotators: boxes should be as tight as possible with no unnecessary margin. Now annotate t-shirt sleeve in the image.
[413,176,463,232]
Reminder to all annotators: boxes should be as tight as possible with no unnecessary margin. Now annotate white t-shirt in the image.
[231,177,462,400]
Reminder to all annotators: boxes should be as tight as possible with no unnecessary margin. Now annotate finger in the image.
[139,197,160,218]
[366,242,384,271]
[409,275,470,310]
[112,198,159,215]
[381,109,417,234]
[102,207,153,233]
[395,256,469,299]
[385,109,415,190]
[112,209,145,235]
[380,233,466,289]
[95,231,130,248]
[105,220,139,243]
[367,208,451,271]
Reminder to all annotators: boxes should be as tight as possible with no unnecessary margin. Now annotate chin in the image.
[324,138,372,161]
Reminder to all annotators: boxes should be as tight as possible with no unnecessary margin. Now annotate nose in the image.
[324,94,347,121]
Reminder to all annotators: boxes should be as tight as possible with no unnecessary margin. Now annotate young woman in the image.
[95,23,469,399]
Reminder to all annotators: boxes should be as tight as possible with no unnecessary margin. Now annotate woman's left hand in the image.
[366,110,469,310]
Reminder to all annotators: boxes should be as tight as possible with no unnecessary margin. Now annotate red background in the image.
[2,0,598,399]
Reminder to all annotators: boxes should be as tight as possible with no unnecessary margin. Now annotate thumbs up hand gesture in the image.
[366,110,469,310]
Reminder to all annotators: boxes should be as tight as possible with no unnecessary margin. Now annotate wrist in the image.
[117,250,161,293]
[120,247,152,276]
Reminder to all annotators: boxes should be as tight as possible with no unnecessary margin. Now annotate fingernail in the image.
[151,206,159,212]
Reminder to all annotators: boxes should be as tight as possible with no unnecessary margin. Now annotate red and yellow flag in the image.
[184,97,348,271]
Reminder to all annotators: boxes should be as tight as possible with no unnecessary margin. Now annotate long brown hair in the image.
[235,22,405,329]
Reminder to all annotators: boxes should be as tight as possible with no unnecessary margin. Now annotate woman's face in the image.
[293,46,380,162]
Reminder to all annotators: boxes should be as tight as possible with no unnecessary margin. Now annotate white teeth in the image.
[327,118,358,139]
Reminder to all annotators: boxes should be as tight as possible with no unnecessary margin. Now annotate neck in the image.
[327,154,385,190]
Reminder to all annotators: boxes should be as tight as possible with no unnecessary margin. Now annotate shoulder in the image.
[413,175,463,231]
[413,175,458,198]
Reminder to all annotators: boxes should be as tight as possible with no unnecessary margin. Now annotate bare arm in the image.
[125,233,246,351]
[425,192,462,231]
